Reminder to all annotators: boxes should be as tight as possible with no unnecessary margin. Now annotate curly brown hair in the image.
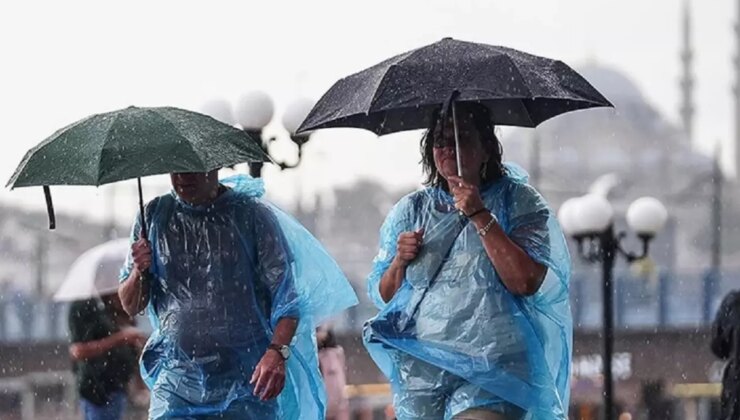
[420,101,505,191]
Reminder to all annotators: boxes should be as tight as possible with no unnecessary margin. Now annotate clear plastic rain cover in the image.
[121,175,357,419]
[364,163,572,420]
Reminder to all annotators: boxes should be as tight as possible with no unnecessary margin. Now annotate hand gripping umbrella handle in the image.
[440,92,467,218]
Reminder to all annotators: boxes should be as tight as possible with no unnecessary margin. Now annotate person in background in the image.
[384,403,397,420]
[108,299,150,410]
[68,292,146,420]
[711,290,740,420]
[318,326,350,420]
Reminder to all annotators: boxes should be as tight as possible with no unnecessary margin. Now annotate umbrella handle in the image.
[451,100,468,219]
[43,186,56,230]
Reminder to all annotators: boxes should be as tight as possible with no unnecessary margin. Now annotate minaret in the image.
[734,0,740,176]
[679,0,695,144]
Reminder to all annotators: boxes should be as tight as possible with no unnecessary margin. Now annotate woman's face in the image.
[431,114,489,183]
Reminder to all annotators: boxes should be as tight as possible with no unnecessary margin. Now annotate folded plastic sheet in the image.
[364,163,572,419]
[121,175,357,419]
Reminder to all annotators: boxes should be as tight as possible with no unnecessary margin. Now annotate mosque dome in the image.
[577,63,647,108]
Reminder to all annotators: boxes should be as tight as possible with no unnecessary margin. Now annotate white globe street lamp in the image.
[626,197,668,238]
[235,91,274,131]
[200,99,235,126]
[212,92,316,177]
[558,193,667,419]
[282,97,316,136]
[557,197,583,236]
[272,97,318,171]
[574,194,614,235]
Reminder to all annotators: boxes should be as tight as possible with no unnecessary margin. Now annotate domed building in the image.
[496,60,740,416]
[502,62,734,271]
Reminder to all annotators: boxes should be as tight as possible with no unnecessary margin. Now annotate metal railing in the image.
[0,268,738,343]
[0,371,76,420]
[571,267,738,330]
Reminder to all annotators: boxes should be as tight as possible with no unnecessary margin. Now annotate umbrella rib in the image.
[367,47,428,113]
[95,112,123,186]
[518,99,537,127]
[95,108,208,185]
[6,113,100,188]
[506,56,534,98]
[153,110,209,171]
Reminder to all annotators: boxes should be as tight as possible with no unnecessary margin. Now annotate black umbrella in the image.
[298,37,612,137]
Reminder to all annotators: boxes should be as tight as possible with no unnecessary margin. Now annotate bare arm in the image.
[250,206,304,401]
[69,328,143,361]
[449,176,546,297]
[379,230,423,303]
[379,259,407,303]
[118,238,152,316]
[471,212,546,296]
[70,334,125,361]
[119,268,150,317]
[271,317,298,346]
[250,317,298,401]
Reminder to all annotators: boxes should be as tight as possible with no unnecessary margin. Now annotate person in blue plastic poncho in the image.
[118,170,357,419]
[364,102,573,420]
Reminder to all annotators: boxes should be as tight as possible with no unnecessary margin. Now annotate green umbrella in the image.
[6,106,270,232]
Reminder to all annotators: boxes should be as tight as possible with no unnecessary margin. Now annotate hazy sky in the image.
[0,0,735,226]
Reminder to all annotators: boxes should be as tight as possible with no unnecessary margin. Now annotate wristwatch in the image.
[477,212,499,237]
[268,343,291,361]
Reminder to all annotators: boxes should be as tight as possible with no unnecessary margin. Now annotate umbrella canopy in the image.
[8,106,268,188]
[6,106,270,229]
[54,238,129,301]
[298,37,612,135]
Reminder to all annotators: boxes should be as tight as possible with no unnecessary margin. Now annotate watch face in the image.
[279,346,290,359]
[269,344,291,360]
[489,211,498,222]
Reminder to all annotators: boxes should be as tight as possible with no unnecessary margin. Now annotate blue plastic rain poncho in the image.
[364,163,572,420]
[120,175,357,420]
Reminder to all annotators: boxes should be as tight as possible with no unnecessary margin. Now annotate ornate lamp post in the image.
[229,91,315,177]
[559,195,668,420]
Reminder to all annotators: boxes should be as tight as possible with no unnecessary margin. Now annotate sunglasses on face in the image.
[432,125,478,148]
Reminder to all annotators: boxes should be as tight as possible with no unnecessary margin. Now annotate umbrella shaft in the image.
[138,178,147,239]
[452,102,463,177]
